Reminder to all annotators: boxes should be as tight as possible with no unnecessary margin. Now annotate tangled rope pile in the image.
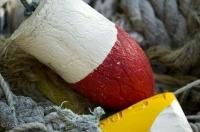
[0,73,104,132]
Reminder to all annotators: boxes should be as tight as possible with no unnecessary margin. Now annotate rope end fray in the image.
[45,105,105,132]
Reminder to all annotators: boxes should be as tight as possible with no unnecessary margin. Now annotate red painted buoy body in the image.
[74,26,155,110]
[11,0,155,110]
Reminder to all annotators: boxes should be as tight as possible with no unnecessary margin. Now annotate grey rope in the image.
[8,122,48,132]
[187,112,200,132]
[190,123,200,132]
[119,0,188,48]
[0,72,104,131]
[0,73,18,126]
[174,79,200,132]
[174,79,200,95]
[187,115,200,120]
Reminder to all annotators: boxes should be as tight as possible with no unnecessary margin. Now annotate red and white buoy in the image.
[11,0,155,110]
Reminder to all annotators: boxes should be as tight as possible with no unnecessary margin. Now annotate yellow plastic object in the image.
[100,93,176,132]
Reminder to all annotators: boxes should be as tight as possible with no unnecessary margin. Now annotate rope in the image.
[0,72,104,131]
[189,123,200,132]
[174,79,200,132]
[187,111,200,132]
[187,115,200,120]
[174,79,200,95]
[0,73,18,126]
[118,0,189,48]
[20,0,39,16]
[1,0,200,131]
[3,68,199,131]
[8,122,48,132]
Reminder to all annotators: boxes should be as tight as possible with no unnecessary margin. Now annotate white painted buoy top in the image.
[11,0,117,83]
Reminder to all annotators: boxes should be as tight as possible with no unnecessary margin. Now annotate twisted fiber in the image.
[147,33,200,73]
[119,0,189,48]
[190,123,200,132]
[140,0,171,47]
[8,105,103,132]
[0,71,103,131]
[8,122,48,132]
[2,0,200,131]
[120,0,142,31]
[0,68,103,131]
[175,80,200,132]
[0,73,18,126]
[187,115,200,120]
[163,0,187,45]
[94,0,118,19]
[174,80,200,95]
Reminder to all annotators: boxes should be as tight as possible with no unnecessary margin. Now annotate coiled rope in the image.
[91,0,200,49]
